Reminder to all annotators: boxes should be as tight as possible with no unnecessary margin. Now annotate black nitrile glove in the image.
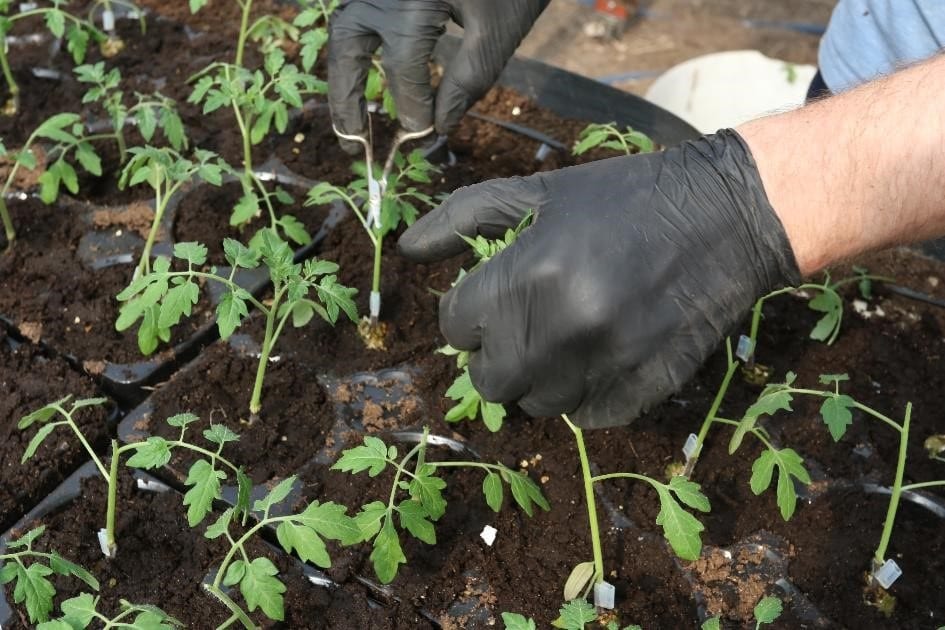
[327,0,548,153]
[398,130,801,428]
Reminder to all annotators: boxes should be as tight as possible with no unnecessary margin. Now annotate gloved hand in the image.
[398,129,801,428]
[327,0,548,153]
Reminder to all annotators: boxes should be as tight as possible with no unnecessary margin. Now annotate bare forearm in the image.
[738,54,945,275]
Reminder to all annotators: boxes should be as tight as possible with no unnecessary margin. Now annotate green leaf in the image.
[408,464,447,520]
[655,485,704,561]
[332,436,389,477]
[298,501,361,545]
[7,525,45,549]
[162,111,187,151]
[125,437,172,469]
[503,469,550,517]
[189,0,209,12]
[483,472,503,512]
[397,500,436,544]
[22,423,58,463]
[553,599,598,630]
[371,517,406,584]
[354,501,387,541]
[818,373,849,385]
[501,612,537,630]
[820,394,855,441]
[239,557,286,620]
[44,8,65,38]
[223,559,245,587]
[137,107,158,142]
[279,214,311,246]
[158,281,199,329]
[253,476,296,514]
[669,476,711,512]
[13,563,56,623]
[216,291,249,339]
[204,508,233,540]
[35,113,81,143]
[701,617,721,630]
[167,412,200,428]
[48,554,98,590]
[573,128,609,155]
[277,521,330,567]
[222,239,259,269]
[808,290,842,342]
[729,386,793,454]
[364,67,382,101]
[481,401,506,432]
[231,193,259,225]
[203,424,239,447]
[38,168,61,204]
[749,448,811,521]
[74,142,102,176]
[65,24,90,64]
[235,468,252,521]
[60,592,98,626]
[173,242,208,266]
[18,398,69,429]
[753,596,783,625]
[183,459,225,526]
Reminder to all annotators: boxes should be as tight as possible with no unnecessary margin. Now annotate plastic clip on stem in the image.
[332,124,434,323]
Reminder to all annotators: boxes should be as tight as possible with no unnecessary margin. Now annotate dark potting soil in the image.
[0,197,214,365]
[0,328,110,531]
[4,473,433,629]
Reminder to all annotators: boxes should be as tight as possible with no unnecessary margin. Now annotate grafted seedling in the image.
[119,146,230,278]
[701,595,783,629]
[115,236,357,411]
[0,525,99,625]
[38,593,182,630]
[572,122,654,156]
[203,475,359,628]
[682,269,890,478]
[306,149,436,348]
[333,428,549,584]
[19,399,253,558]
[0,0,105,115]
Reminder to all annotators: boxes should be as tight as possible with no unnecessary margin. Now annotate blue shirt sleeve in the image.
[819,0,945,93]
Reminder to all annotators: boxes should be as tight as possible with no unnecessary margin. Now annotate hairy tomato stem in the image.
[105,439,120,557]
[874,402,912,565]
[563,414,605,586]
[249,305,276,415]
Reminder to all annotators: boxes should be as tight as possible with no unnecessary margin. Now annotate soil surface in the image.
[5,1,945,628]
[0,329,111,532]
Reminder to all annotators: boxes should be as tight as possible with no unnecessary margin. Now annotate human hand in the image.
[327,0,547,153]
[399,130,801,427]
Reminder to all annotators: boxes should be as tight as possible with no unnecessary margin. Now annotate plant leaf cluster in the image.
[38,593,182,630]
[333,434,549,584]
[573,122,654,156]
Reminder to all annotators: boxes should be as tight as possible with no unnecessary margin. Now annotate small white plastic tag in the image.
[367,179,381,227]
[682,433,701,460]
[873,559,902,589]
[102,9,115,31]
[534,143,552,162]
[136,478,169,492]
[479,525,497,546]
[97,528,114,558]
[593,581,615,609]
[735,334,754,362]
[369,291,381,320]
[19,3,38,11]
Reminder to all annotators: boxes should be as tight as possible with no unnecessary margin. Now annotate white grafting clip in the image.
[332,119,435,231]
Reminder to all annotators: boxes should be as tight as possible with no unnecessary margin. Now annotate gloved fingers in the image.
[379,5,449,132]
[398,174,546,262]
[466,339,530,405]
[434,1,547,134]
[327,3,382,154]
[515,359,585,418]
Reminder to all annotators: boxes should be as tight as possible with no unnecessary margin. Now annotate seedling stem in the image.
[563,414,605,589]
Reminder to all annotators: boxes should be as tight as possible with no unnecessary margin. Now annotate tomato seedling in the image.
[119,146,229,278]
[0,0,105,115]
[332,427,549,584]
[572,122,654,156]
[115,236,357,412]
[305,150,436,348]
[38,593,182,630]
[701,595,783,629]
[0,525,99,625]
